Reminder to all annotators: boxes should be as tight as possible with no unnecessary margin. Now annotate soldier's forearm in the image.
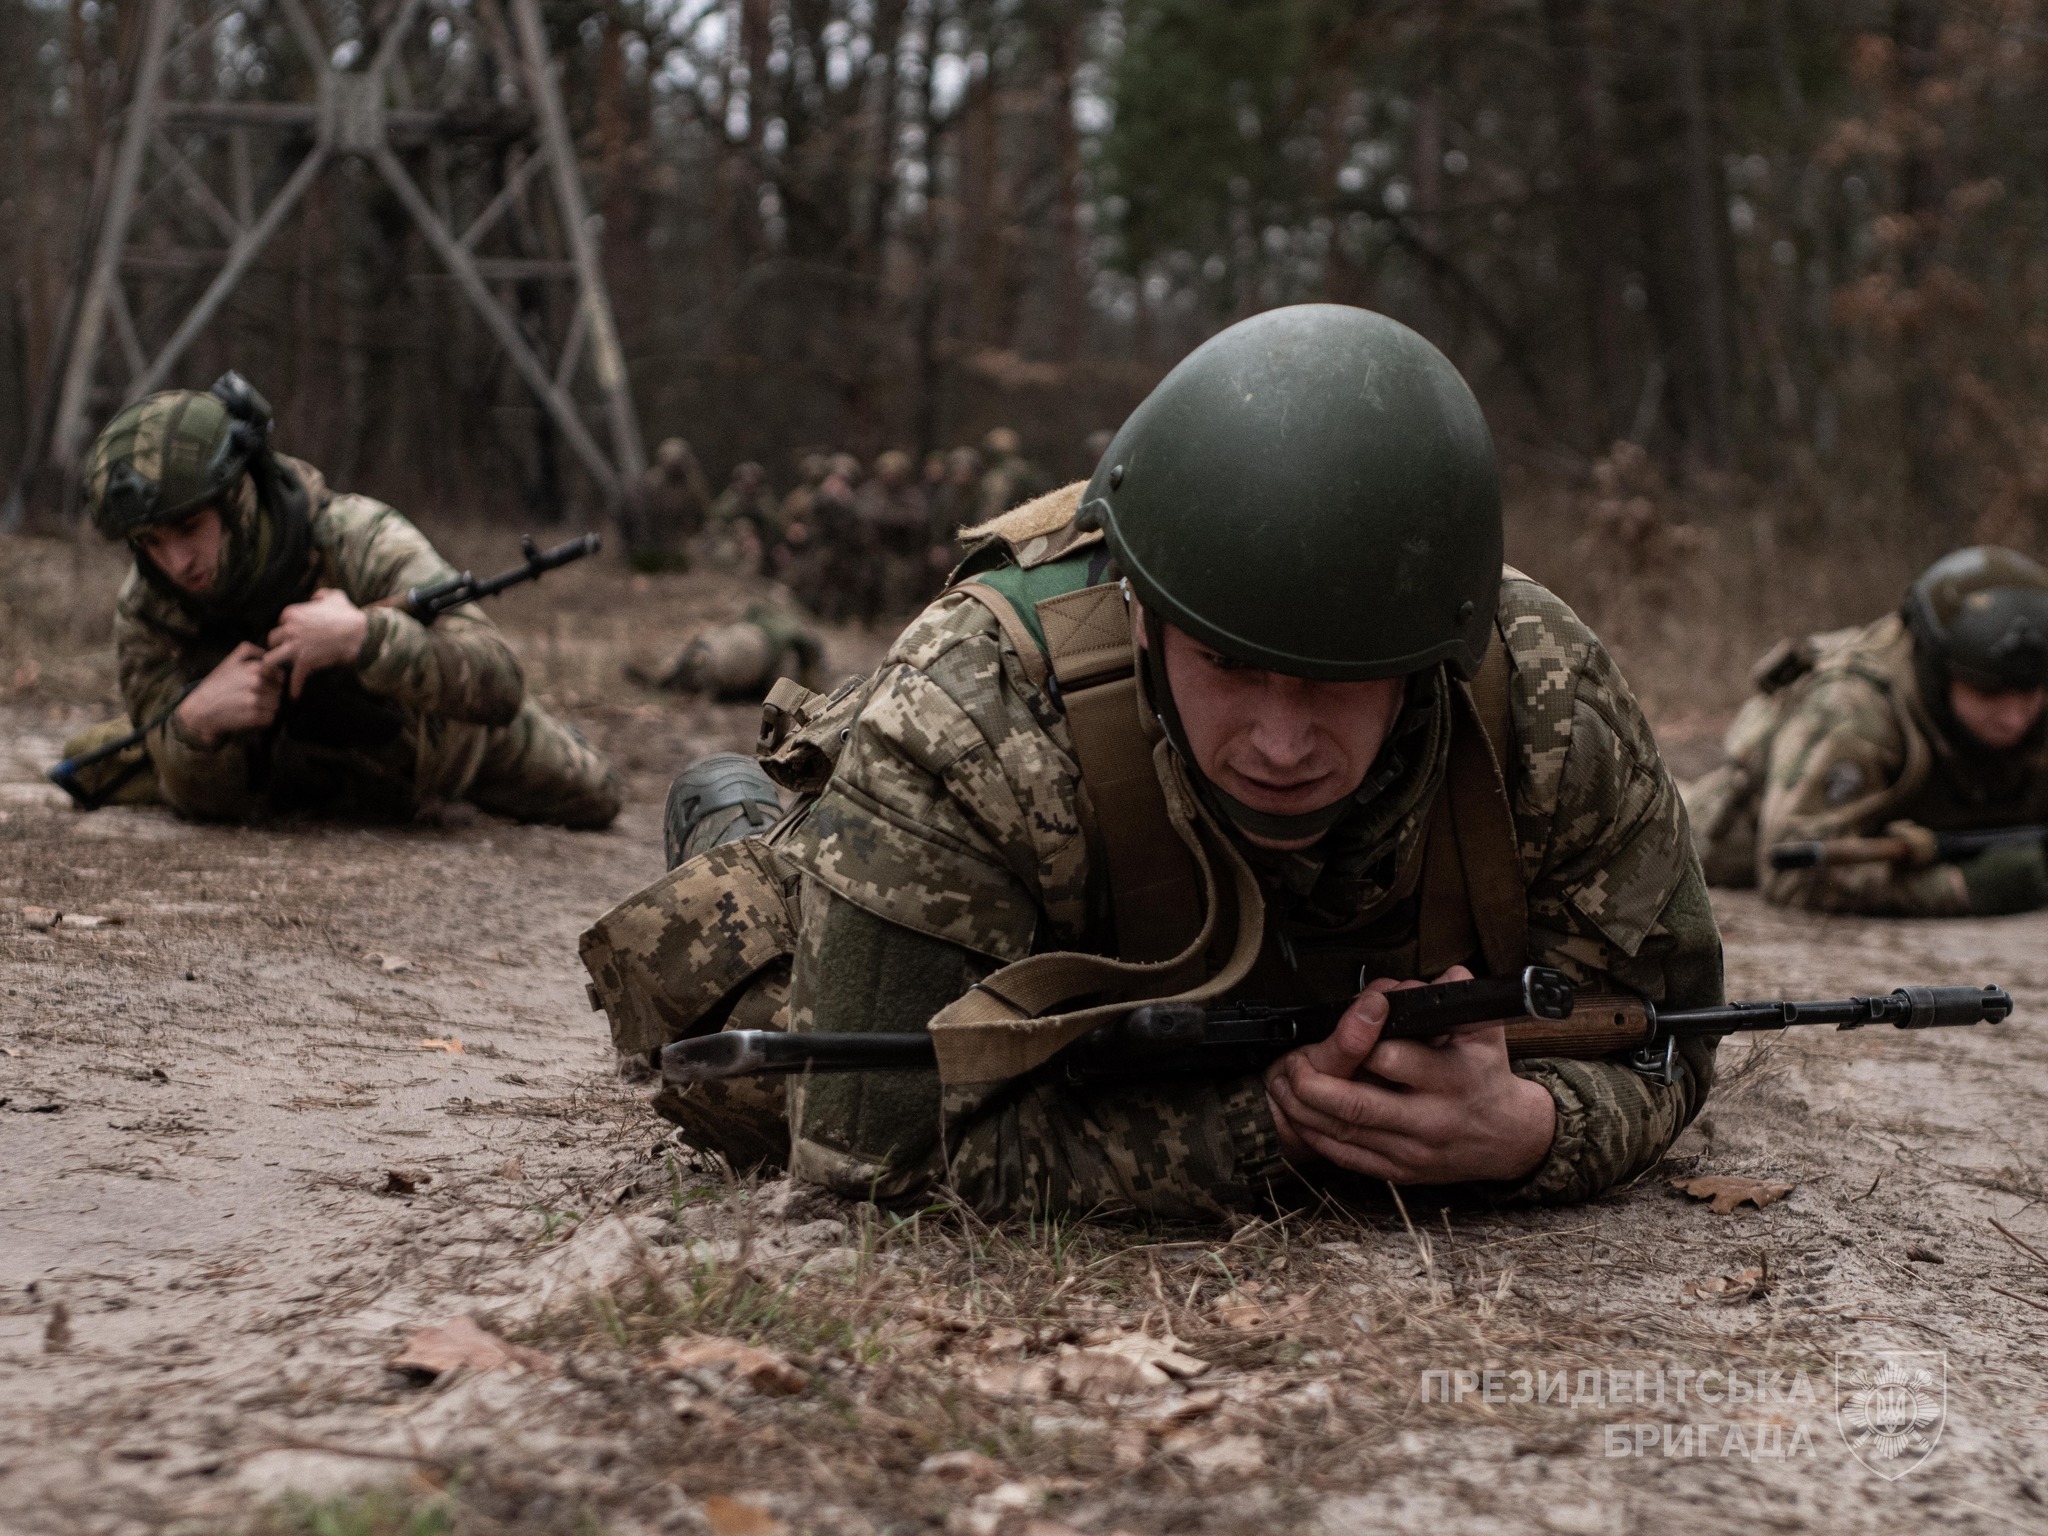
[1506,1034,1716,1205]
[355,608,524,726]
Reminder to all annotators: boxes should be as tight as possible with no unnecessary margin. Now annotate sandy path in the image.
[3,698,2047,1535]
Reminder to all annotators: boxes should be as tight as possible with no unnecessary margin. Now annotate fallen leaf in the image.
[1210,1291,1316,1330]
[390,1315,554,1379]
[1093,1333,1209,1380]
[1052,1335,1208,1402]
[497,1156,526,1181]
[670,1392,737,1432]
[1164,1430,1266,1483]
[1679,1265,1770,1305]
[970,1360,1057,1399]
[980,1326,1029,1355]
[418,1038,464,1054]
[919,1449,1003,1485]
[701,1495,785,1536]
[381,1168,430,1196]
[1131,1388,1224,1425]
[1670,1176,1794,1215]
[368,952,415,974]
[663,1335,808,1396]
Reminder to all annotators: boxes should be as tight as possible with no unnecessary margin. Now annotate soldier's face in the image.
[1156,620,1405,850]
[133,506,225,594]
[1949,678,2047,751]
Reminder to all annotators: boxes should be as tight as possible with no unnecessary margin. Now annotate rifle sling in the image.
[930,520,1528,1083]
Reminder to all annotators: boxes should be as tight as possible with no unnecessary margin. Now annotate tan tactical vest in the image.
[582,485,1528,1086]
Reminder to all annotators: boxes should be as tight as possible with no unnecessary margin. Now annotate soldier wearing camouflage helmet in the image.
[82,375,620,827]
[1684,545,2048,914]
[585,305,1721,1218]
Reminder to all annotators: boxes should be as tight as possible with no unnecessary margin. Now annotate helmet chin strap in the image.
[1140,607,1357,845]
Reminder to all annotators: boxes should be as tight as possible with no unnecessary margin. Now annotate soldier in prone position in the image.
[584,306,1723,1219]
[82,379,620,828]
[1684,548,2048,915]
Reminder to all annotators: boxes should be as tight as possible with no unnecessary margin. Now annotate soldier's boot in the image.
[663,753,785,870]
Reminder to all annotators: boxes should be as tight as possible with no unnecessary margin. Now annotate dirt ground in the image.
[3,542,2047,1536]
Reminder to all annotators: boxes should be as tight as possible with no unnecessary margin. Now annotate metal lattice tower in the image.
[7,0,645,524]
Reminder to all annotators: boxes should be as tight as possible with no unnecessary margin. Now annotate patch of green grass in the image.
[260,1485,454,1536]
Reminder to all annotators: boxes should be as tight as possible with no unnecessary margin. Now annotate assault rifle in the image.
[46,532,601,810]
[1770,825,2046,871]
[660,966,2016,1090]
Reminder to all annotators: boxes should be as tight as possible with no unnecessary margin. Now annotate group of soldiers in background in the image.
[616,426,1063,627]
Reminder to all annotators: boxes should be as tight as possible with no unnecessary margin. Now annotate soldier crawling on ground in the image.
[1684,546,2048,916]
[642,602,824,706]
[74,375,620,829]
[584,306,1723,1219]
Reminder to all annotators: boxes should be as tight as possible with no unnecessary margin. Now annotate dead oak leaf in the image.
[390,1315,554,1379]
[418,1038,464,1054]
[701,1495,786,1536]
[1670,1175,1794,1215]
[662,1335,808,1396]
[1679,1265,1771,1305]
[1054,1334,1210,1401]
[1163,1430,1266,1484]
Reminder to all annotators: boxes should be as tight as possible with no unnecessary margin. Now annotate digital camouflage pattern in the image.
[1688,614,2048,913]
[116,457,619,827]
[581,835,801,1169]
[766,556,1718,1217]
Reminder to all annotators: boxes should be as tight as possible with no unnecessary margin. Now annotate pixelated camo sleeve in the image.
[1494,578,1723,1204]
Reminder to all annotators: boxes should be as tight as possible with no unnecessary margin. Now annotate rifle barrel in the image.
[658,979,2017,1086]
[1769,826,2046,871]
[1657,985,2012,1035]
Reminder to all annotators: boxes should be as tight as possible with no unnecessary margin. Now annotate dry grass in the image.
[330,1151,1845,1536]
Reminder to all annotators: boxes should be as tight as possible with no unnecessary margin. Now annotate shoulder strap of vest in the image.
[957,548,1212,968]
[1418,622,1527,979]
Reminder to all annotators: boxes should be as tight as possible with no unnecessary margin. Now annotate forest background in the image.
[5,0,2048,710]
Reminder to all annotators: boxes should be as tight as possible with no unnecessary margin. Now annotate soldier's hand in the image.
[1263,965,1558,1186]
[264,588,369,697]
[175,642,282,744]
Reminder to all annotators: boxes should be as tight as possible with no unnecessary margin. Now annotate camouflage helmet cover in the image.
[1905,545,2048,693]
[85,388,257,541]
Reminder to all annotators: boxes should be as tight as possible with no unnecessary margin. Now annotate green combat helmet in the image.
[84,373,273,541]
[1077,303,1501,840]
[1080,303,1501,683]
[1904,546,2048,696]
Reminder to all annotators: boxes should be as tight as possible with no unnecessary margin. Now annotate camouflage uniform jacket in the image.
[116,459,526,820]
[1752,613,2048,913]
[771,565,1722,1221]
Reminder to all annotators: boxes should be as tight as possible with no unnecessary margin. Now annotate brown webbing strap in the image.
[927,741,1267,1084]
[1036,584,1204,965]
[1418,625,1527,977]
[951,583,1050,692]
